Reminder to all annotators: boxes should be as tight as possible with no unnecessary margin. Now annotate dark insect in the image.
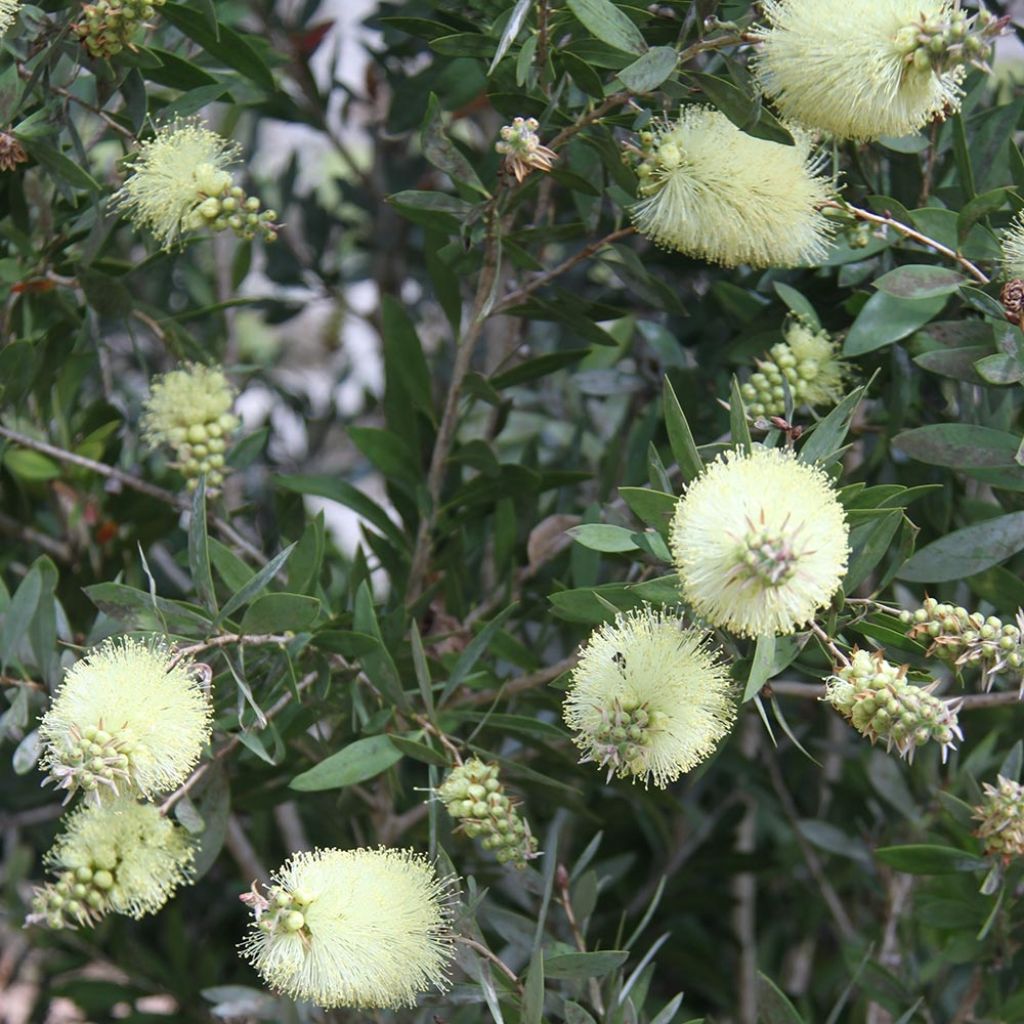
[612,651,627,674]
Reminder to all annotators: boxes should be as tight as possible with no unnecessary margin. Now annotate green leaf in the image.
[730,377,752,451]
[567,523,641,553]
[18,138,100,193]
[312,630,379,658]
[619,487,677,529]
[844,510,902,592]
[489,0,533,73]
[189,477,217,613]
[440,604,518,704]
[685,72,793,145]
[1,565,41,672]
[758,974,806,1024]
[215,545,296,626]
[388,190,476,233]
[522,948,545,1024]
[773,282,819,327]
[873,265,964,300]
[544,950,629,979]
[743,634,776,703]
[893,425,1023,469]
[3,448,61,482]
[662,376,703,482]
[874,845,988,875]
[421,93,488,196]
[85,582,212,632]
[490,349,590,389]
[798,384,868,465]
[958,186,1013,241]
[289,734,403,792]
[617,46,678,92]
[897,512,1024,582]
[843,292,947,356]
[566,0,646,54]
[388,734,447,766]
[354,582,408,710]
[239,594,319,634]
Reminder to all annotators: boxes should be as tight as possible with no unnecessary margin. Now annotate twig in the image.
[493,226,636,314]
[558,864,605,1015]
[0,425,268,567]
[225,813,269,884]
[827,200,990,285]
[16,64,135,138]
[459,654,578,708]
[810,621,851,669]
[769,679,1024,709]
[454,936,522,991]
[415,714,464,765]
[168,633,293,670]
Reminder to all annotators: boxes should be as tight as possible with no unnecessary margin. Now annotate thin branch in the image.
[768,679,1024,709]
[459,654,578,708]
[168,633,293,670]
[828,200,990,285]
[0,425,268,567]
[558,864,605,1015]
[0,510,74,563]
[493,226,636,314]
[454,936,522,991]
[810,620,851,669]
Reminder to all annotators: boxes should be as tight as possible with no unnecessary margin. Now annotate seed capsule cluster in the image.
[255,885,314,940]
[825,649,962,763]
[437,759,537,869]
[740,320,845,419]
[893,5,1000,78]
[30,863,116,930]
[899,598,1024,693]
[74,0,165,59]
[43,723,134,804]
[973,775,1024,862]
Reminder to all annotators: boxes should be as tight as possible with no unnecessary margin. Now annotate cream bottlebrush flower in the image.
[669,447,850,637]
[241,847,457,1010]
[27,796,195,929]
[752,0,996,141]
[0,0,20,36]
[112,118,278,249]
[627,107,835,268]
[38,637,213,802]
[563,606,737,787]
[1000,215,1024,280]
[973,775,1024,862]
[142,362,239,489]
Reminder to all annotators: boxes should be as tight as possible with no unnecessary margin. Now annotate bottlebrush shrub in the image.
[4,1,1024,1022]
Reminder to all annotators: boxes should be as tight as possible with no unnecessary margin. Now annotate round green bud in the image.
[282,910,305,932]
[92,870,114,890]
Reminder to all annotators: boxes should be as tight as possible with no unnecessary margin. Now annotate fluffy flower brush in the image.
[142,362,239,490]
[27,796,195,929]
[563,606,737,787]
[999,216,1024,280]
[38,637,213,803]
[627,107,834,268]
[753,1,1003,141]
[0,0,20,36]
[241,847,456,1010]
[670,447,849,637]
[973,776,1024,862]
[741,319,847,419]
[112,118,278,249]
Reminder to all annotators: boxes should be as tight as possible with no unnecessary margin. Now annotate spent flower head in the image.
[563,606,737,787]
[112,118,278,249]
[75,0,166,59]
[0,130,27,172]
[38,637,213,803]
[437,758,538,869]
[27,796,195,929]
[753,0,1004,141]
[973,775,1024,862]
[670,447,849,637]
[824,649,962,763]
[741,319,847,419]
[241,847,457,1010]
[626,107,835,268]
[142,362,239,490]
[495,116,557,183]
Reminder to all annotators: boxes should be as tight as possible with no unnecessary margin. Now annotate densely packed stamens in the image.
[741,320,847,419]
[824,649,962,763]
[0,0,20,37]
[437,758,538,869]
[495,116,557,183]
[899,598,1024,694]
[74,0,166,59]
[972,775,1024,862]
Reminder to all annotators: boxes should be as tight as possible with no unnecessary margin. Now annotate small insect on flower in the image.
[241,847,457,1010]
[27,796,195,929]
[38,637,213,803]
[563,605,737,787]
[752,0,1004,141]
[0,0,21,37]
[111,118,278,249]
[626,107,835,268]
[495,116,557,183]
[142,362,239,491]
[669,447,850,638]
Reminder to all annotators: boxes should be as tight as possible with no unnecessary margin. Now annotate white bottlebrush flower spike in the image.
[142,362,239,489]
[27,796,195,929]
[669,447,850,637]
[563,606,737,787]
[752,0,1000,141]
[0,0,20,36]
[627,106,835,268]
[241,847,457,1010]
[1000,214,1024,280]
[38,637,213,802]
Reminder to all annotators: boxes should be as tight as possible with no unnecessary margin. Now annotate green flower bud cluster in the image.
[825,649,962,763]
[29,862,116,930]
[893,5,1002,79]
[899,598,1024,693]
[142,363,239,491]
[184,182,279,245]
[256,884,315,939]
[42,722,134,804]
[739,319,846,419]
[437,759,538,869]
[586,695,668,783]
[973,775,1024,863]
[74,0,165,59]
